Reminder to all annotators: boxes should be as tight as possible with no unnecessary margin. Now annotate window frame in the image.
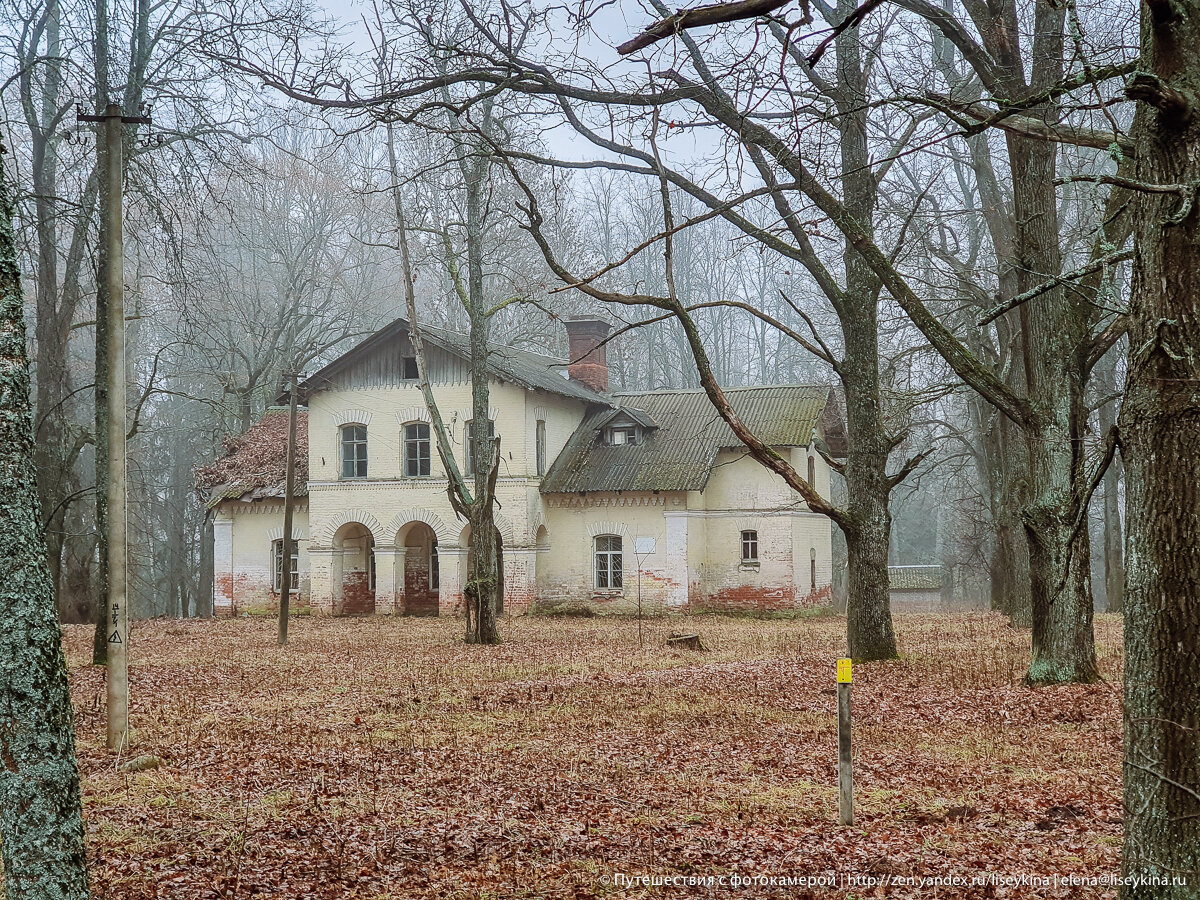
[402,421,432,477]
[594,534,623,591]
[340,423,368,479]
[741,529,759,563]
[272,539,299,593]
[464,418,496,476]
[608,425,638,445]
[535,419,547,476]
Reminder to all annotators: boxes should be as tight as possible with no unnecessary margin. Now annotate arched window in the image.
[272,539,298,592]
[594,535,623,590]
[430,538,440,590]
[535,419,547,476]
[807,455,816,490]
[810,547,818,591]
[403,422,431,477]
[340,424,368,478]
[464,419,495,476]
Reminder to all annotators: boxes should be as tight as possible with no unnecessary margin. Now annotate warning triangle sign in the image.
[108,630,122,644]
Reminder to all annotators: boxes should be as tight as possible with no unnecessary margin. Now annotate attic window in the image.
[608,426,639,445]
[402,356,419,380]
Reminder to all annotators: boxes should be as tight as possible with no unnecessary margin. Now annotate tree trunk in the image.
[1096,355,1124,614]
[840,337,897,660]
[1119,17,1200,888]
[1003,1,1097,683]
[463,151,501,646]
[0,136,91,900]
[834,0,897,661]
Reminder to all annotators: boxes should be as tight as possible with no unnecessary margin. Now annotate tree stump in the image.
[666,632,706,651]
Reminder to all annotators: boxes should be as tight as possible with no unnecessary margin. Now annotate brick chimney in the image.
[564,317,610,393]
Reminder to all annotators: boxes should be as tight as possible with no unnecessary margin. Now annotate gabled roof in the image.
[540,384,837,494]
[195,410,308,509]
[289,317,610,406]
[592,406,659,431]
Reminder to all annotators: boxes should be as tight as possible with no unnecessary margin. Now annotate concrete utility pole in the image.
[278,372,301,646]
[78,101,150,751]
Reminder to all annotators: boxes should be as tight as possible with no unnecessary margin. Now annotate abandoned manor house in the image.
[197,318,846,616]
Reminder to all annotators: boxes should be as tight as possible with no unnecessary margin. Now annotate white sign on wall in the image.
[634,537,655,555]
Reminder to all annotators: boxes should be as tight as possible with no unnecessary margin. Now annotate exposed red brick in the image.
[403,553,438,617]
[564,318,610,392]
[341,570,376,616]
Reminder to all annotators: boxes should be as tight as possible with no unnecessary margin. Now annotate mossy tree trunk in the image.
[0,141,90,899]
[1119,4,1200,889]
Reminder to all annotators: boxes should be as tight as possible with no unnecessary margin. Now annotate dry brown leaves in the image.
[64,612,1124,899]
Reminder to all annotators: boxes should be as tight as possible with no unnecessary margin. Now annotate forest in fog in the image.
[2,0,1128,623]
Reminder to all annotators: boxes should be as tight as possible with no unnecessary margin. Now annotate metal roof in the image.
[290,318,610,406]
[541,385,834,494]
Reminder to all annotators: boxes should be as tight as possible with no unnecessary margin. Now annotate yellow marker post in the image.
[837,658,853,825]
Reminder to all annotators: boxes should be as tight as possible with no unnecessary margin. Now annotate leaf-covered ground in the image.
[64,612,1125,898]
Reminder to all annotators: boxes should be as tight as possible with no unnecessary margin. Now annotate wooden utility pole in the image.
[278,372,300,646]
[837,658,853,825]
[78,102,149,751]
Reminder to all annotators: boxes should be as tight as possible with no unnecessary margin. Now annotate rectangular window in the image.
[404,422,431,477]
[536,419,547,476]
[402,356,419,380]
[464,419,495,476]
[272,539,299,592]
[609,426,637,445]
[595,535,623,590]
[341,424,368,478]
[741,529,759,562]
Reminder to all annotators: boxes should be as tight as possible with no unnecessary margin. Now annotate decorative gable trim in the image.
[332,408,373,427]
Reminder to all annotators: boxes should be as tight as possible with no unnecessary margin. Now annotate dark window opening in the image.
[402,356,419,380]
[536,419,547,476]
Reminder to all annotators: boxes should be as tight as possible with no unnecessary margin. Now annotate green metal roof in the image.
[541,385,833,493]
[888,565,944,591]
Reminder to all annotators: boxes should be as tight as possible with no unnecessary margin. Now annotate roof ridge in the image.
[421,321,568,365]
[614,382,829,397]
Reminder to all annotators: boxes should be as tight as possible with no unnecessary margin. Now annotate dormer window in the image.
[608,426,639,445]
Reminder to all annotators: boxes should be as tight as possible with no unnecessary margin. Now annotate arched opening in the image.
[332,522,375,615]
[459,522,504,615]
[400,522,440,617]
